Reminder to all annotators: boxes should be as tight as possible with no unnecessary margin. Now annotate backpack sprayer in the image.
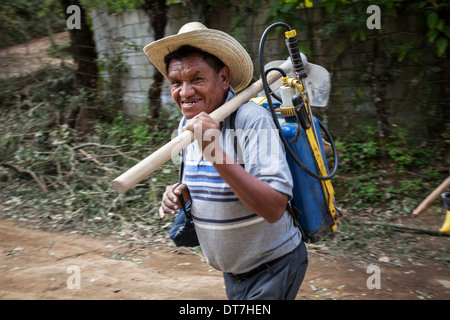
[255,22,342,242]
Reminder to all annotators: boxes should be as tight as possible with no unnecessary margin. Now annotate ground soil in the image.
[1,218,449,300]
[1,33,449,301]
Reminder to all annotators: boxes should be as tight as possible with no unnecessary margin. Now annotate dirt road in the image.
[1,219,449,300]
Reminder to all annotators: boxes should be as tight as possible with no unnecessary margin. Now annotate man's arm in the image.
[215,156,288,223]
[184,112,288,223]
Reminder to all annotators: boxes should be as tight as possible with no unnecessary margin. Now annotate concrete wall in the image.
[91,4,285,117]
[91,4,447,139]
[92,8,182,116]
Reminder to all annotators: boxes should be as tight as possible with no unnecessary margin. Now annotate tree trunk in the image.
[59,0,99,132]
[142,0,168,121]
[367,38,391,162]
[182,0,210,24]
[59,0,98,90]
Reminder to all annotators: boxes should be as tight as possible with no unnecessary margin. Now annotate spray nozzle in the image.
[285,30,307,79]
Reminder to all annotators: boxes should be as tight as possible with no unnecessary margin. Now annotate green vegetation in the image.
[332,122,447,208]
[269,0,450,58]
[0,67,180,242]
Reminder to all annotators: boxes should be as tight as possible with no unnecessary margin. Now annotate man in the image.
[144,22,308,300]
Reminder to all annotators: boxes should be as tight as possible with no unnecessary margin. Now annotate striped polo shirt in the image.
[178,89,301,274]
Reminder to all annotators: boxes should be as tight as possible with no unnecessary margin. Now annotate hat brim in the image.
[144,29,253,93]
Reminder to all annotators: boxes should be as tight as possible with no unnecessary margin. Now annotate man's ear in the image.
[220,66,231,90]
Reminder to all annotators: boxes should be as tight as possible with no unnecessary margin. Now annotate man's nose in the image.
[180,82,195,97]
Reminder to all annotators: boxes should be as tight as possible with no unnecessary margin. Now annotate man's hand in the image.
[159,183,190,219]
[184,112,223,162]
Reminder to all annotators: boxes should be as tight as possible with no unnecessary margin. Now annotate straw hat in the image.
[143,22,253,92]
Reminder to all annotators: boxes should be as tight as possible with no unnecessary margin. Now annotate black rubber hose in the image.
[264,67,286,102]
[259,22,338,180]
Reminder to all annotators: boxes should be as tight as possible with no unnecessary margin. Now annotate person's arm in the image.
[184,112,288,223]
[215,155,288,223]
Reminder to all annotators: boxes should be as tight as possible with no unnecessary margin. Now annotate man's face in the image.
[167,53,230,119]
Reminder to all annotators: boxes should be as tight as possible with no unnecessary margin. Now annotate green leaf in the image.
[323,1,336,13]
[396,42,413,62]
[429,66,442,73]
[427,12,438,30]
[280,2,294,13]
[435,19,445,32]
[359,29,366,41]
[436,37,448,57]
[428,28,439,43]
[443,26,450,38]
[410,50,423,63]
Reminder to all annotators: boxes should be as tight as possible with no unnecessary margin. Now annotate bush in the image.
[333,123,447,209]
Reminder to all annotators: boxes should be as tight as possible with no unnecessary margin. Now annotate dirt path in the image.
[1,219,449,300]
[0,32,71,79]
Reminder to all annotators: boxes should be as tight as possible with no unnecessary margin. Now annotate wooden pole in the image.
[412,176,450,217]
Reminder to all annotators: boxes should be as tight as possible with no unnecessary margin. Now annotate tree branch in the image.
[3,163,48,193]
[354,220,450,237]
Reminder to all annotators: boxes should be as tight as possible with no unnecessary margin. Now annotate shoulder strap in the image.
[178,117,192,220]
[179,116,187,184]
[231,110,304,234]
[229,109,244,167]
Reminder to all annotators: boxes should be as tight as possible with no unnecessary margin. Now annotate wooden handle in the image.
[112,60,292,194]
[412,176,450,216]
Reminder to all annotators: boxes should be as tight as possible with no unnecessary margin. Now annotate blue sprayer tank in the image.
[262,102,336,242]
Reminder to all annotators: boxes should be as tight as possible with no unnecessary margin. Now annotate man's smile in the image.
[181,99,201,108]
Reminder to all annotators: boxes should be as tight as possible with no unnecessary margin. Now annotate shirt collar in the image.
[225,86,236,103]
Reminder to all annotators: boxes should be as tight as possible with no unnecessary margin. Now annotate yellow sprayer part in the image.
[282,77,303,92]
[285,30,297,39]
[440,210,450,233]
[305,127,339,229]
[250,97,267,105]
[281,76,289,85]
[280,106,296,117]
